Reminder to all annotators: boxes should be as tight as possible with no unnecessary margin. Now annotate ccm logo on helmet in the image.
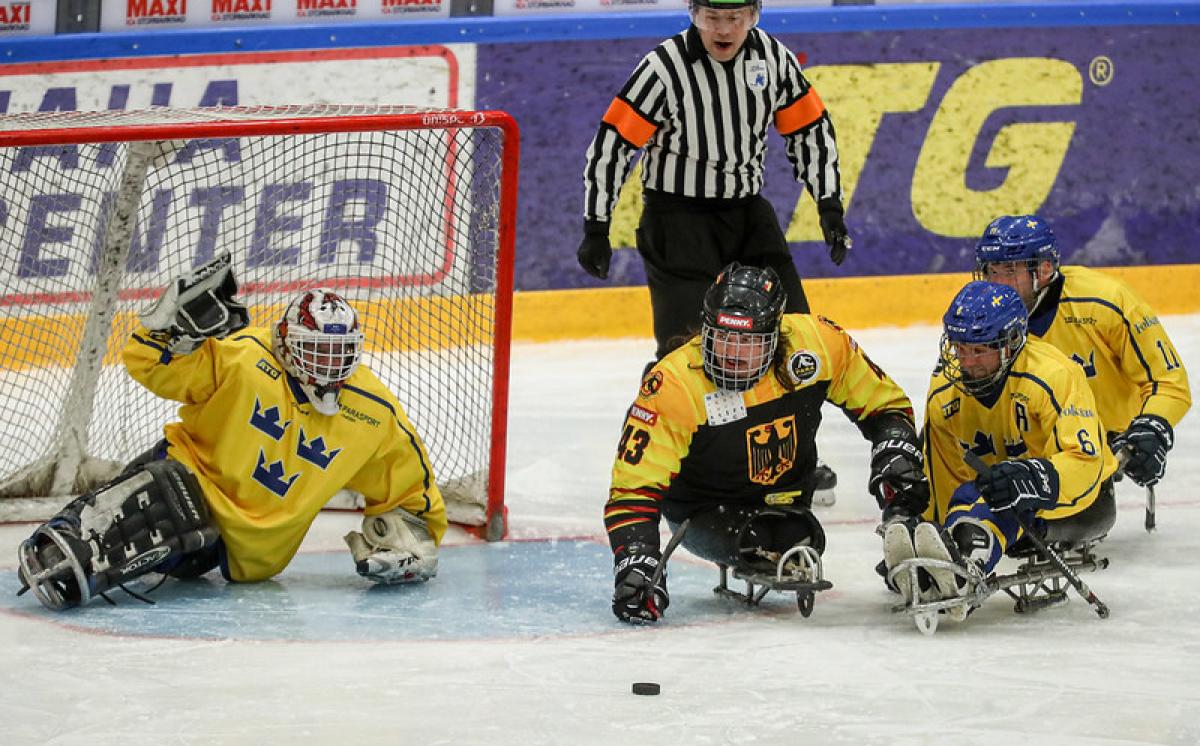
[716,313,754,330]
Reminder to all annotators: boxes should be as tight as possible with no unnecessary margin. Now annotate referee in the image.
[578,0,850,361]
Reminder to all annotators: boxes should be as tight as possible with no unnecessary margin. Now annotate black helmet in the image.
[700,263,786,391]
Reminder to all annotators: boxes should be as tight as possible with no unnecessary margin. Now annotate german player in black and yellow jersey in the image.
[975,215,1190,490]
[884,281,1118,622]
[603,263,928,623]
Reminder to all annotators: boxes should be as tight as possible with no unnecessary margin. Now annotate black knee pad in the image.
[679,505,826,568]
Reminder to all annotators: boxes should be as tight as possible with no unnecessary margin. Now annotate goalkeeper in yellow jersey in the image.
[974,215,1190,490]
[884,281,1118,622]
[17,254,446,610]
[603,263,928,623]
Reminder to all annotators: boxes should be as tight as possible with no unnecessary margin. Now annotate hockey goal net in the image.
[0,105,517,541]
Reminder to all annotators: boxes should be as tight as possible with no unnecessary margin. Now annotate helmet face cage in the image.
[700,263,785,392]
[702,325,779,392]
[274,289,365,395]
[939,281,1028,397]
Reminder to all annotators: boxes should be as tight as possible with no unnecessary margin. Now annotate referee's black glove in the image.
[577,220,612,280]
[818,198,852,266]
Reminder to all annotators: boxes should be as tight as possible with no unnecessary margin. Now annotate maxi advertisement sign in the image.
[474,24,1199,291]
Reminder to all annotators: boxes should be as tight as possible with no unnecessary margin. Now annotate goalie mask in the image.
[939,281,1028,398]
[272,289,365,415]
[701,263,785,392]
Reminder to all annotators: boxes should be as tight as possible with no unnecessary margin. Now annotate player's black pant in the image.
[637,190,810,360]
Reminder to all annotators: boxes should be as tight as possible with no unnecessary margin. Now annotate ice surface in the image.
[3,319,1199,745]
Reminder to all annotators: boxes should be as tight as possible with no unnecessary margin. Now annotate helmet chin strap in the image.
[1027,264,1058,314]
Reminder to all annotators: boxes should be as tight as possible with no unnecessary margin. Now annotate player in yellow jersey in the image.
[884,281,1117,623]
[604,263,928,623]
[18,254,446,610]
[975,215,1190,491]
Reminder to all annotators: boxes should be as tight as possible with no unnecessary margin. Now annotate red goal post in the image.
[0,105,518,542]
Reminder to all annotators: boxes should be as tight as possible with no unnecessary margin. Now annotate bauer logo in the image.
[126,0,188,25]
[382,0,442,13]
[296,0,356,16]
[213,0,272,20]
[0,2,30,30]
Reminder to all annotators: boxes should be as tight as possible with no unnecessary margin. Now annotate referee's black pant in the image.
[637,189,810,360]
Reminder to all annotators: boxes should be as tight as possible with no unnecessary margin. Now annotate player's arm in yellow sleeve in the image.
[603,370,696,553]
[817,317,916,434]
[1041,369,1116,516]
[1114,283,1191,427]
[123,325,221,404]
[348,409,448,546]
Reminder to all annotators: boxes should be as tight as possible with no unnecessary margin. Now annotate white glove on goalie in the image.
[344,508,438,585]
[140,252,249,355]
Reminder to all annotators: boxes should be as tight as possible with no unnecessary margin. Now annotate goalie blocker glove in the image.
[975,458,1059,513]
[1113,414,1174,487]
[612,543,668,624]
[140,252,250,355]
[868,429,929,524]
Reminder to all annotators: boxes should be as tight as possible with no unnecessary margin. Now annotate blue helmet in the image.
[939,281,1028,396]
[975,215,1059,270]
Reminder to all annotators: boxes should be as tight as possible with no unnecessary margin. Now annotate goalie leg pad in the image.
[17,459,219,610]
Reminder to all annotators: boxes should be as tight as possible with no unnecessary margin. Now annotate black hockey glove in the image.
[975,458,1059,514]
[612,543,668,624]
[869,436,930,523]
[817,198,851,266]
[140,252,249,355]
[577,220,613,280]
[1113,414,1174,487]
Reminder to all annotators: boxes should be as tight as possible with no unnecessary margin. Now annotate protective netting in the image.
[0,106,514,536]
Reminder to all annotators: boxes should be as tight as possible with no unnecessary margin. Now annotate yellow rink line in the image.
[1,265,1195,370]
[512,264,1200,341]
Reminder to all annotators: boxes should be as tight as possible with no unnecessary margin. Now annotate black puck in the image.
[631,682,661,696]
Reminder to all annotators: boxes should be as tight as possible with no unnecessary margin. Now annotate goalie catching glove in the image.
[344,508,438,584]
[140,252,249,355]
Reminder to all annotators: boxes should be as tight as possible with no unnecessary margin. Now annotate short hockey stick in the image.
[964,451,1109,619]
[648,518,690,592]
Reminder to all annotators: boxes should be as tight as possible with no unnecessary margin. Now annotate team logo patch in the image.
[639,370,664,398]
[746,415,797,486]
[744,59,768,91]
[941,397,961,419]
[787,351,821,385]
[628,403,658,426]
[257,358,282,379]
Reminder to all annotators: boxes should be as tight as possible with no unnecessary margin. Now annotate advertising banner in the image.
[0,1,53,36]
[99,0,448,32]
[475,24,1200,291]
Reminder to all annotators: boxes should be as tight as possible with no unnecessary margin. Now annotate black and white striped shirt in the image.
[583,26,842,223]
